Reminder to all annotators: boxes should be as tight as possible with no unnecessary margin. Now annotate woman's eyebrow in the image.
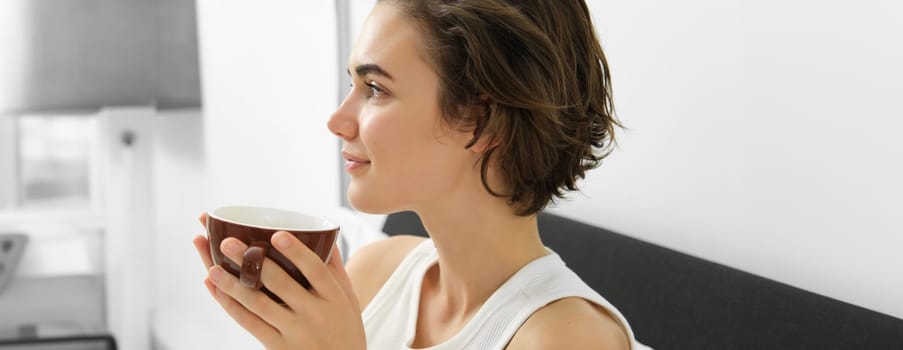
[348,63,395,81]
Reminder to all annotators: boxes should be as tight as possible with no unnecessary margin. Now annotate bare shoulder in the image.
[506,297,630,350]
[345,234,427,310]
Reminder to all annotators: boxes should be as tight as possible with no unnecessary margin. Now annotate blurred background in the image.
[0,0,900,349]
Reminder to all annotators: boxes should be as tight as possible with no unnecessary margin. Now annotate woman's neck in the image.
[413,198,548,317]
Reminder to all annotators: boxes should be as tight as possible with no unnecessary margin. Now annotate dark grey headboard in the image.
[382,211,903,349]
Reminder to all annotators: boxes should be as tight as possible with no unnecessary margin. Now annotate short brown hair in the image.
[385,0,621,216]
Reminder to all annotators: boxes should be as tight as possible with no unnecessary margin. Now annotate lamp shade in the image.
[0,0,201,114]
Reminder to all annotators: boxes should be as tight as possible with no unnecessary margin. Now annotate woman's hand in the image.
[193,213,366,350]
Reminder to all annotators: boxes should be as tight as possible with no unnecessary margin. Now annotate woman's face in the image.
[327,2,479,214]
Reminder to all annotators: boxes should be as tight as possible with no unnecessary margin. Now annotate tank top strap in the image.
[361,238,437,326]
[455,251,642,349]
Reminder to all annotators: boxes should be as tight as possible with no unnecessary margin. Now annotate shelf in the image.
[0,210,104,234]
[0,275,105,332]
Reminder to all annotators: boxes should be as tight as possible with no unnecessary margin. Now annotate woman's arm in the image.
[506,297,630,350]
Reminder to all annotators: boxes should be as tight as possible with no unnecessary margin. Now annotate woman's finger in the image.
[193,235,214,269]
[198,212,209,228]
[203,275,217,298]
[208,265,294,329]
[271,231,342,299]
[219,237,313,308]
[326,242,359,308]
[204,277,283,347]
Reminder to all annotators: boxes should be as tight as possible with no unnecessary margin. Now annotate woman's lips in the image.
[342,152,370,172]
[345,159,370,172]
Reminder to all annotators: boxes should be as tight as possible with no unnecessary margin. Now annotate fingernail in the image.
[209,266,224,282]
[221,239,240,255]
[273,232,292,248]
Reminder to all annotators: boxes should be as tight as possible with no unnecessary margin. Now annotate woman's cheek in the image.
[360,111,410,158]
[359,110,386,143]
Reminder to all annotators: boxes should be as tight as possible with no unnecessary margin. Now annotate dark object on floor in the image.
[0,233,28,295]
[0,334,117,349]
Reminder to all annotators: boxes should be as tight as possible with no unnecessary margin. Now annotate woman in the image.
[193,0,647,348]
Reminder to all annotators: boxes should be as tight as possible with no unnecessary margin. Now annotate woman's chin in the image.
[347,187,394,215]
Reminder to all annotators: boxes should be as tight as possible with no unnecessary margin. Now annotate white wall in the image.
[196,0,341,214]
[150,109,206,317]
[548,0,903,319]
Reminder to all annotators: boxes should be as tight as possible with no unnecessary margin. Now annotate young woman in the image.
[193,0,648,349]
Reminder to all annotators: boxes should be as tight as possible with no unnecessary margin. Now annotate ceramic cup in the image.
[206,206,340,303]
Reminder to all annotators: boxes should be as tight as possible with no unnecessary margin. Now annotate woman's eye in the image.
[365,81,386,99]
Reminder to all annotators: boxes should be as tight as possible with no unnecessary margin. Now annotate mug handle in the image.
[240,241,267,289]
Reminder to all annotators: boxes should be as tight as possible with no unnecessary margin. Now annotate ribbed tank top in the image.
[362,239,651,350]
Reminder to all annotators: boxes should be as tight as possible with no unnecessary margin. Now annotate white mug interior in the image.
[209,206,338,231]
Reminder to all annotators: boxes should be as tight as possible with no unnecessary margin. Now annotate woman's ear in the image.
[468,133,493,154]
[466,95,497,154]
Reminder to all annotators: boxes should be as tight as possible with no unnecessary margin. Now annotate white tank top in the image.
[362,239,651,350]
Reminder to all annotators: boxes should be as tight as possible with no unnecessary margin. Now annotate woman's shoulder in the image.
[345,234,427,310]
[506,297,631,350]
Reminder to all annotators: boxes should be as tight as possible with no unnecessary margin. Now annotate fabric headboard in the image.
[382,211,903,349]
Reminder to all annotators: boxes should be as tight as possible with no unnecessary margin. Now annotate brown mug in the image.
[206,206,340,303]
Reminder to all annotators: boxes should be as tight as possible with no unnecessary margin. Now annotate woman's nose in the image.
[327,96,358,140]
